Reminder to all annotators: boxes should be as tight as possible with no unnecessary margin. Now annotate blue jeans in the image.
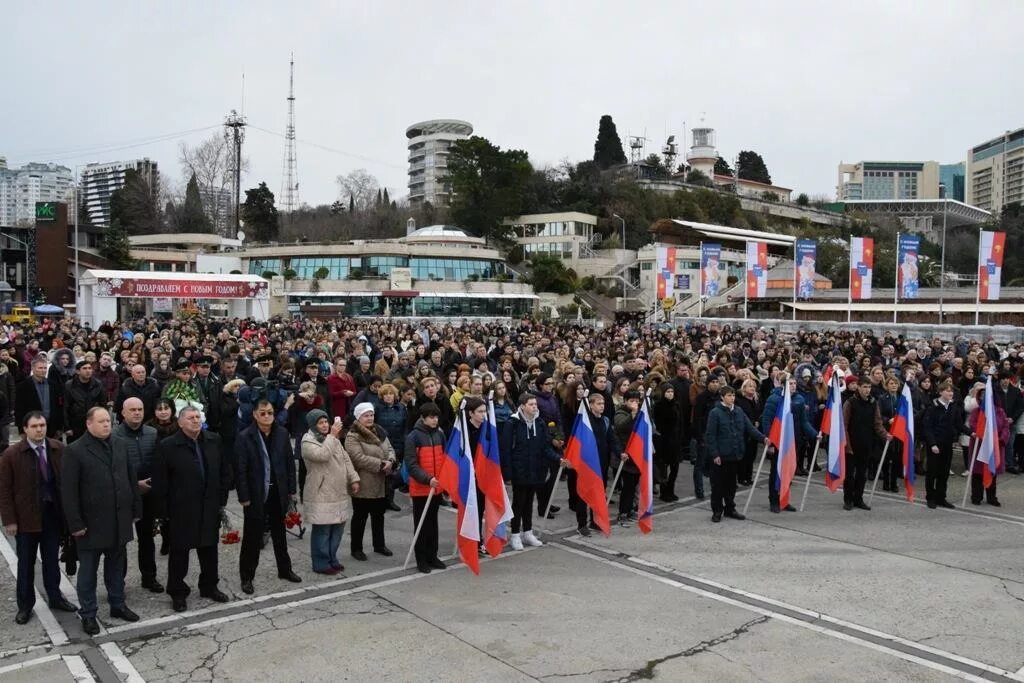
[691,438,706,497]
[76,546,127,619]
[310,523,345,571]
[15,501,63,611]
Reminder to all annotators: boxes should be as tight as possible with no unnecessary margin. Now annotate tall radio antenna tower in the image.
[281,53,299,224]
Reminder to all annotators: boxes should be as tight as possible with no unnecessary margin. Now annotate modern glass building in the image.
[939,163,965,202]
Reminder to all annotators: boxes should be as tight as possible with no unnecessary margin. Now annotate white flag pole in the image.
[403,488,436,570]
[961,438,982,508]
[867,439,892,506]
[893,232,900,325]
[742,444,770,516]
[799,434,823,512]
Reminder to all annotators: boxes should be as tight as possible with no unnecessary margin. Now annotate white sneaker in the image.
[522,530,544,547]
[510,533,524,551]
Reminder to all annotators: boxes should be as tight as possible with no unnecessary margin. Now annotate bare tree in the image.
[336,169,380,211]
[179,132,249,234]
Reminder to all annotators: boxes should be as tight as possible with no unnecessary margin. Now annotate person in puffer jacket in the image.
[404,403,446,574]
[500,393,563,551]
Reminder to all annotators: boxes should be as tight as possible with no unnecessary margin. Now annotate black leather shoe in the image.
[428,557,446,570]
[352,550,368,561]
[110,606,139,622]
[172,597,188,613]
[279,570,302,583]
[241,580,254,595]
[853,501,871,511]
[783,505,796,512]
[543,511,556,519]
[989,499,1002,507]
[695,493,705,501]
[770,503,781,513]
[416,562,432,574]
[724,510,746,521]
[200,589,230,603]
[577,526,592,537]
[374,547,393,557]
[939,500,955,509]
[386,501,401,512]
[81,616,100,635]
[711,513,722,523]
[549,505,561,513]
[14,608,32,625]
[927,501,938,509]
[843,502,854,511]
[49,597,78,613]
[141,578,164,594]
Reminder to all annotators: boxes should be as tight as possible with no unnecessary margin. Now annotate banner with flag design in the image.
[746,241,768,298]
[978,231,1006,301]
[850,237,873,300]
[437,413,481,574]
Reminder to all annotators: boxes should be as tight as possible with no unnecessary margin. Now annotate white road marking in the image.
[559,541,1023,682]
[62,654,96,682]
[0,534,69,646]
[99,642,145,682]
[0,654,62,675]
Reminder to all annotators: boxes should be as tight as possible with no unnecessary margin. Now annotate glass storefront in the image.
[288,295,531,317]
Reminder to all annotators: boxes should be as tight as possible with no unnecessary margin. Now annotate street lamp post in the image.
[612,213,625,249]
[938,202,947,324]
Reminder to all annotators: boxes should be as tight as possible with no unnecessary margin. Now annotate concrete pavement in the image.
[2,466,1023,682]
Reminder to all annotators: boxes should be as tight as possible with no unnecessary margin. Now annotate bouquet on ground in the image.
[220,507,240,544]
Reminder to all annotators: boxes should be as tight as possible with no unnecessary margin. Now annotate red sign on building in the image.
[94,277,267,299]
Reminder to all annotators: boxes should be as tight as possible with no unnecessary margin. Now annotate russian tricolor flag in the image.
[564,401,611,536]
[978,231,1006,301]
[474,396,513,557]
[889,381,916,501]
[769,382,797,509]
[438,414,481,574]
[624,397,655,534]
[975,376,1002,488]
[821,368,846,492]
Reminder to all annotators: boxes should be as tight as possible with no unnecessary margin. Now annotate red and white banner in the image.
[850,236,874,300]
[95,277,268,299]
[978,231,1006,301]
[656,246,677,299]
[745,241,767,298]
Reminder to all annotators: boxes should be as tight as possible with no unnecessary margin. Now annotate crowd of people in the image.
[1,315,1022,635]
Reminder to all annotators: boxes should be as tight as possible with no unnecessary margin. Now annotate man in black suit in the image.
[60,407,141,635]
[235,399,301,595]
[14,356,63,438]
[151,406,231,612]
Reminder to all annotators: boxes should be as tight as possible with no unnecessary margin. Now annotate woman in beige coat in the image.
[344,402,397,561]
[301,410,360,575]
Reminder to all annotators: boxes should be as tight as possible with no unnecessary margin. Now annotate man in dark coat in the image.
[0,411,78,625]
[922,381,971,509]
[705,386,767,523]
[61,407,142,635]
[64,360,107,441]
[235,398,301,595]
[151,406,231,612]
[113,397,161,592]
[842,377,893,511]
[113,364,162,422]
[14,356,63,437]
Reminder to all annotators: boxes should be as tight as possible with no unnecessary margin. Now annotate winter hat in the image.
[305,409,328,430]
[353,402,375,420]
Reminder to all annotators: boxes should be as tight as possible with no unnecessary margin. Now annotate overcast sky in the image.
[4,2,1022,208]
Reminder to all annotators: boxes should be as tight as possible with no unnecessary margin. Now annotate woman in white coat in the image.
[301,409,360,575]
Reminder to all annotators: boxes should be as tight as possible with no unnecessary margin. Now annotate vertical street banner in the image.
[897,234,921,299]
[701,243,721,297]
[978,231,1006,301]
[849,236,874,300]
[746,241,767,298]
[656,246,677,299]
[795,239,816,299]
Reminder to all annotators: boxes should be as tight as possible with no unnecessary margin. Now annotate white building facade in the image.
[966,127,1024,212]
[0,157,74,226]
[406,119,473,206]
[80,158,159,227]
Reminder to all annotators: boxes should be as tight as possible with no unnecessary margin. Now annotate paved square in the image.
[2,469,1023,682]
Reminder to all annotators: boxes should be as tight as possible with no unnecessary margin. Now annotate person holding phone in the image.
[113,397,162,593]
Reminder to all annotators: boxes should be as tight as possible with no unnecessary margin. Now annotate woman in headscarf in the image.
[301,409,360,574]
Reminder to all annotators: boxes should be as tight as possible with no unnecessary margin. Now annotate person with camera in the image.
[344,403,397,562]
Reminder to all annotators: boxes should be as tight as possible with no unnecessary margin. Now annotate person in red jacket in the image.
[327,357,357,421]
[404,402,445,574]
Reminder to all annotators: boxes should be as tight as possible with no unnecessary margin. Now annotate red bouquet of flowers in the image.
[220,508,240,544]
[284,510,303,529]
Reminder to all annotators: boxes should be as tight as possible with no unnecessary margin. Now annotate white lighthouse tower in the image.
[686,127,718,179]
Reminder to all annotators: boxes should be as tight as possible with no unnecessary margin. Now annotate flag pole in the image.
[974,230,983,327]
[893,232,900,325]
[791,246,797,322]
[960,437,982,508]
[847,236,852,324]
[744,241,749,320]
[403,487,436,570]
[540,462,565,535]
[607,458,626,505]
[798,433,823,512]
[742,444,770,516]
[699,241,704,319]
[867,439,892,506]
